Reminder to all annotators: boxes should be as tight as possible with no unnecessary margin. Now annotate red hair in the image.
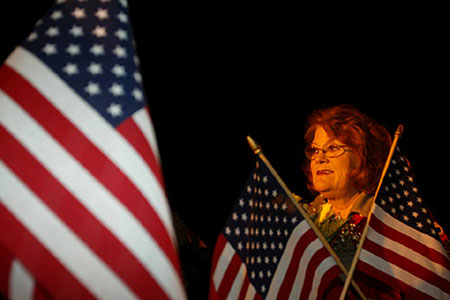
[303,105,392,195]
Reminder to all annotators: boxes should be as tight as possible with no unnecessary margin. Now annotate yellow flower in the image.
[318,202,333,223]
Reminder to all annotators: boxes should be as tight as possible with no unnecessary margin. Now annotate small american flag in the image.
[210,157,341,300]
[357,147,450,299]
[0,1,186,299]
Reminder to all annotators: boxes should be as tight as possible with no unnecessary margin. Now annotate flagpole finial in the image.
[395,124,404,138]
[247,136,262,155]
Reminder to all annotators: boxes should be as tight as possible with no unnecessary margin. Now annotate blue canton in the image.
[377,147,441,240]
[22,0,146,127]
[223,157,305,297]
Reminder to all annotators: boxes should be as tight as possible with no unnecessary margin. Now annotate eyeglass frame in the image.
[304,142,353,160]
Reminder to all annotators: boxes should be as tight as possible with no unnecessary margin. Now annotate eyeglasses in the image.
[305,142,352,160]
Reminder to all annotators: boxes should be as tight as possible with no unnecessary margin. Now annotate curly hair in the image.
[303,104,392,195]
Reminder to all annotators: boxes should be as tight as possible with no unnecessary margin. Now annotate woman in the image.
[301,104,399,299]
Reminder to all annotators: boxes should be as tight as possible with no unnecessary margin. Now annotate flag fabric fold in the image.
[0,1,186,299]
[210,157,341,300]
[357,146,450,299]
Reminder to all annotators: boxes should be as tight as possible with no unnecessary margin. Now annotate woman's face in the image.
[309,126,360,200]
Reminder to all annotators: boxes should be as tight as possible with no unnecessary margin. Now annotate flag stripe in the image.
[132,107,161,164]
[117,114,165,188]
[212,235,233,289]
[218,251,243,299]
[0,245,13,298]
[266,220,310,300]
[226,263,247,300]
[5,47,175,242]
[9,259,34,300]
[0,184,99,299]
[0,161,138,299]
[314,261,341,300]
[0,90,184,300]
[300,247,334,300]
[0,125,171,300]
[359,250,450,300]
[276,227,316,300]
[369,214,450,282]
[363,238,450,296]
[237,271,251,300]
[0,64,178,271]
[371,205,450,268]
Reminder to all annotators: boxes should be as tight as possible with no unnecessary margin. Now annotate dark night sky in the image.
[1,0,447,257]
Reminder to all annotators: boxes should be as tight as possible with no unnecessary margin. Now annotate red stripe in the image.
[0,65,179,272]
[237,274,250,300]
[363,237,450,296]
[299,247,333,300]
[32,283,52,300]
[117,115,165,189]
[0,126,171,300]
[217,252,242,300]
[0,243,13,298]
[316,265,341,300]
[371,208,450,269]
[210,234,227,278]
[276,229,317,300]
[358,260,438,300]
[0,203,96,300]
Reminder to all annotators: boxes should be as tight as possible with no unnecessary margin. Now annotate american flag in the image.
[0,1,186,299]
[209,157,341,300]
[357,147,450,299]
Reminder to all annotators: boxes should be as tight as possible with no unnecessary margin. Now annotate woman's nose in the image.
[315,151,328,163]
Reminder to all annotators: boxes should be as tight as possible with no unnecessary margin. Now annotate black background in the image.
[1,1,448,298]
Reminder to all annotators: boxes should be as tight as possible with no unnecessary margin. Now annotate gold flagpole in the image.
[247,136,367,300]
[338,124,404,300]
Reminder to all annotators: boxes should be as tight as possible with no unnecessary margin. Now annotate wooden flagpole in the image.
[338,124,404,300]
[247,136,367,300]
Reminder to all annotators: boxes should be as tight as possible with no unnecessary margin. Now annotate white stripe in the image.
[132,108,161,161]
[9,259,34,300]
[367,221,450,280]
[226,263,247,300]
[289,239,323,300]
[373,204,449,258]
[360,249,450,299]
[244,284,256,300]
[0,92,186,300]
[266,220,310,300]
[308,257,336,300]
[6,47,175,241]
[0,161,138,300]
[213,241,235,289]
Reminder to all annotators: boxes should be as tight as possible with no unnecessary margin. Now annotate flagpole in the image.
[247,136,368,300]
[338,124,404,300]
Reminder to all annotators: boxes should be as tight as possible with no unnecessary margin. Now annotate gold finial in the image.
[395,124,404,138]
[247,136,262,155]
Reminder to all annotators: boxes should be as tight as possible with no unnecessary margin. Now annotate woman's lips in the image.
[317,170,333,175]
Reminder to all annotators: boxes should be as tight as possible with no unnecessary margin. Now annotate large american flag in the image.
[210,157,341,300]
[0,1,186,299]
[357,147,450,299]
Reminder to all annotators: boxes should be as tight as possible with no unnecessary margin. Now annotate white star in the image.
[115,29,128,40]
[84,82,101,96]
[224,227,231,235]
[403,215,409,221]
[241,213,247,222]
[111,64,126,77]
[113,45,127,58]
[69,25,84,37]
[95,8,109,20]
[272,190,278,197]
[90,44,105,56]
[412,211,419,218]
[72,7,86,19]
[109,83,124,96]
[66,44,81,56]
[234,227,240,236]
[87,62,103,75]
[117,12,128,23]
[45,26,59,37]
[133,71,142,83]
[63,63,78,75]
[416,222,423,229]
[50,10,63,20]
[42,43,57,55]
[92,26,107,38]
[27,32,38,42]
[107,105,123,119]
